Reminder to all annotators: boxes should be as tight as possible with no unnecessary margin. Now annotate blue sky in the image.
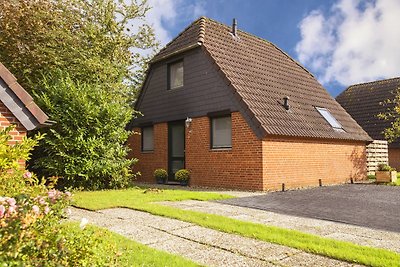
[146,0,400,97]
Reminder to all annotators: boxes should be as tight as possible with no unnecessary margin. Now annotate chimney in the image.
[283,96,290,110]
[232,18,237,36]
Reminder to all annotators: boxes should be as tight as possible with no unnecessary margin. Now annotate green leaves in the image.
[0,0,157,101]
[32,72,138,190]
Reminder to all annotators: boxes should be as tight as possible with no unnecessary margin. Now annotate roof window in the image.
[315,107,344,132]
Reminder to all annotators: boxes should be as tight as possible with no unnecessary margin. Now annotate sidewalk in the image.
[69,207,362,267]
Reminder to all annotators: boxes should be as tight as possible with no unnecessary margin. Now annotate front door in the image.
[168,121,185,182]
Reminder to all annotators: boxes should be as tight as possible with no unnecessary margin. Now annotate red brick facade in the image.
[0,101,27,144]
[129,112,367,191]
[262,137,367,190]
[388,148,400,171]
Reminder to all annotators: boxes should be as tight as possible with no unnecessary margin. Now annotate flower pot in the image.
[179,180,188,186]
[376,171,397,183]
[156,177,165,184]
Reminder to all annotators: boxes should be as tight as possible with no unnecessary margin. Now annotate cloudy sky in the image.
[143,0,400,96]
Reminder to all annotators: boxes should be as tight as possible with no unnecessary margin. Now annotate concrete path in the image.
[161,200,400,254]
[69,207,363,267]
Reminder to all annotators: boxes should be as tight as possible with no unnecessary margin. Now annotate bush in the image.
[175,169,190,182]
[31,72,138,190]
[377,164,394,171]
[0,124,114,266]
[154,169,168,180]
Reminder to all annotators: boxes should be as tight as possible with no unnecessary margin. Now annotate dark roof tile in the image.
[146,17,371,142]
[337,77,400,147]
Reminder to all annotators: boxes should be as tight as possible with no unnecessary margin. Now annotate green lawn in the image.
[62,222,201,267]
[73,187,400,267]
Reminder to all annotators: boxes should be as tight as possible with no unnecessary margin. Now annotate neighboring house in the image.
[0,62,49,146]
[337,77,400,170]
[128,17,371,191]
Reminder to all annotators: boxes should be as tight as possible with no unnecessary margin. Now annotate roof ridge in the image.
[155,16,205,57]
[347,77,400,88]
[202,17,315,79]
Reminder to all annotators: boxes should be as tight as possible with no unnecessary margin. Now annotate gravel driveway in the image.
[219,184,400,232]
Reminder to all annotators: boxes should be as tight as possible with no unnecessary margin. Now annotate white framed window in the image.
[211,115,232,148]
[316,107,344,131]
[168,60,183,89]
[141,126,154,151]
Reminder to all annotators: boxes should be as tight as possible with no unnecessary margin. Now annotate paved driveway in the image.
[219,184,400,232]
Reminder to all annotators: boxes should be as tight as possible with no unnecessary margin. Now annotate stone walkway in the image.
[161,200,400,253]
[69,207,363,267]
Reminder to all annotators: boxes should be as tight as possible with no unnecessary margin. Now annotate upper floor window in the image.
[168,60,183,89]
[211,115,232,149]
[316,107,344,131]
[141,126,154,152]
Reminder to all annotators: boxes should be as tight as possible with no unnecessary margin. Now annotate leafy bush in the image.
[0,123,119,266]
[377,164,394,171]
[367,174,376,180]
[31,72,138,190]
[175,169,190,182]
[154,169,168,180]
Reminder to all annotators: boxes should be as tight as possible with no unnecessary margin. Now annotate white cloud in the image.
[296,0,400,86]
[145,0,205,46]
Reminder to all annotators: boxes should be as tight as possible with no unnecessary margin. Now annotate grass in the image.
[62,222,201,267]
[73,187,400,267]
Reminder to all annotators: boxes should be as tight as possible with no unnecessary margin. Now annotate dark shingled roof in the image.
[336,77,400,147]
[0,62,50,130]
[144,17,371,142]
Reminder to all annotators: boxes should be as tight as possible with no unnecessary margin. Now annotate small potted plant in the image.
[175,169,190,186]
[376,164,397,183]
[154,169,167,184]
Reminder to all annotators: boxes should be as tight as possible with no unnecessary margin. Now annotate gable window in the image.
[316,107,344,131]
[211,115,232,149]
[168,60,184,89]
[141,126,154,152]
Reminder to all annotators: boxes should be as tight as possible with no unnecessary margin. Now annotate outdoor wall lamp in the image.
[185,117,192,128]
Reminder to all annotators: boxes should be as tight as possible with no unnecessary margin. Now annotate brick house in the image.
[337,78,400,170]
[0,62,49,146]
[128,17,371,191]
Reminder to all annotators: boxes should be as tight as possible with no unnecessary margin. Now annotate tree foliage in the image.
[32,72,138,190]
[0,0,157,98]
[378,89,400,143]
[0,0,157,189]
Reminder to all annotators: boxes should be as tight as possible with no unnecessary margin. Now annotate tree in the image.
[32,72,138,190]
[378,89,400,143]
[0,0,157,189]
[0,0,157,98]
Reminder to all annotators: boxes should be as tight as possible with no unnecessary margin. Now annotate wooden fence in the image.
[366,140,388,175]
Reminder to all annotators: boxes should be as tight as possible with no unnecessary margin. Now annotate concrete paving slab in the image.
[69,207,362,266]
[161,200,400,253]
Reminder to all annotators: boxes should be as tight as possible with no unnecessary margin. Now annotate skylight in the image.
[316,107,344,131]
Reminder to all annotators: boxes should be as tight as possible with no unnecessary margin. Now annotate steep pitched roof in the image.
[142,17,371,142]
[0,62,50,130]
[336,77,400,147]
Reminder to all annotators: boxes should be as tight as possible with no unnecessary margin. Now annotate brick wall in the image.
[186,112,263,190]
[262,137,367,190]
[1,101,27,167]
[129,111,368,191]
[0,101,26,143]
[388,148,400,171]
[129,123,168,183]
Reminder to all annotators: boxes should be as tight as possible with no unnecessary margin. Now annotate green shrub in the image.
[154,169,168,180]
[367,174,376,180]
[31,72,138,190]
[0,124,111,266]
[377,164,393,171]
[175,169,190,182]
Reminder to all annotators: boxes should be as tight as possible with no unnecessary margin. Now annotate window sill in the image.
[210,147,232,152]
[141,150,154,154]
